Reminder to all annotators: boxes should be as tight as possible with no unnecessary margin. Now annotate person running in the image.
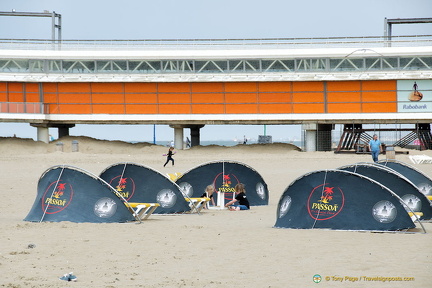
[163,146,175,167]
[225,183,250,211]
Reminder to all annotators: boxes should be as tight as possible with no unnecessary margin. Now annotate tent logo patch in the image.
[109,176,135,201]
[256,182,266,200]
[213,173,240,202]
[372,200,397,223]
[278,195,292,218]
[42,181,73,214]
[307,184,344,220]
[157,189,177,208]
[178,182,193,197]
[94,197,117,218]
[401,194,422,212]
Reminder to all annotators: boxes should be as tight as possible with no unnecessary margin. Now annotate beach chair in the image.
[408,211,423,222]
[166,172,183,181]
[185,197,211,213]
[128,202,160,220]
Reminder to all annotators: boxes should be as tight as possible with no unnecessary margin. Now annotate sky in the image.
[0,0,431,143]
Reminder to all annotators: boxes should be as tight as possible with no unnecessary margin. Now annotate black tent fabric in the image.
[377,160,432,198]
[99,162,190,214]
[24,165,136,223]
[274,169,415,231]
[175,160,269,206]
[339,163,432,220]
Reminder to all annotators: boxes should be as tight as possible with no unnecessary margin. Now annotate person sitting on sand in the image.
[200,185,216,208]
[225,183,250,211]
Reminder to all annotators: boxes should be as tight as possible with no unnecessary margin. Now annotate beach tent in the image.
[338,163,432,220]
[24,165,136,223]
[176,160,269,206]
[274,169,415,231]
[99,162,190,214]
[377,160,432,199]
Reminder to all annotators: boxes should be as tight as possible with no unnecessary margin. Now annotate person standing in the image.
[368,134,382,162]
[163,146,175,167]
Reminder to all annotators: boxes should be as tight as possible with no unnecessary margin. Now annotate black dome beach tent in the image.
[99,162,190,214]
[274,169,418,232]
[175,160,269,207]
[339,163,432,220]
[24,165,136,223]
[377,159,432,199]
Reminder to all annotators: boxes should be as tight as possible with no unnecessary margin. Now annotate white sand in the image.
[0,136,431,287]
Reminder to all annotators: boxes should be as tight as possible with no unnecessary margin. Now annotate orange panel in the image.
[158,94,190,104]
[192,93,224,103]
[259,103,292,114]
[259,93,291,103]
[225,82,257,92]
[0,103,8,112]
[8,103,24,113]
[327,81,361,92]
[8,92,24,102]
[292,93,324,103]
[192,104,225,114]
[225,93,256,103]
[362,91,396,102]
[159,104,190,114]
[92,94,124,104]
[125,94,157,104]
[43,93,57,103]
[327,103,361,113]
[362,80,396,91]
[292,82,324,92]
[125,83,157,93]
[158,83,190,93]
[92,83,123,93]
[43,83,58,93]
[25,83,39,93]
[26,93,40,103]
[362,103,397,113]
[92,104,125,114]
[191,82,224,93]
[58,93,91,104]
[0,92,7,101]
[58,83,91,93]
[25,103,41,113]
[292,104,324,113]
[258,82,292,92]
[125,104,158,114]
[0,82,6,91]
[46,104,60,114]
[225,104,258,114]
[327,92,361,103]
[58,104,92,114]
[8,83,23,92]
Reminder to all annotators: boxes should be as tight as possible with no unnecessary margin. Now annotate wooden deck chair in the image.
[128,202,160,220]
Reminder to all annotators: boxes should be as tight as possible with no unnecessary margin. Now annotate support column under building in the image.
[190,125,205,147]
[302,123,334,152]
[56,124,75,138]
[173,127,184,150]
[170,124,205,149]
[36,126,50,143]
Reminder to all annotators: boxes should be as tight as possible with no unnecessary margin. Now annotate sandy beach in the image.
[0,136,431,287]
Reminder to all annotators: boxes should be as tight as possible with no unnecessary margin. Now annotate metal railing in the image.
[0,35,431,51]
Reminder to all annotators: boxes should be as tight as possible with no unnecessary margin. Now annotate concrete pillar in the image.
[173,127,184,150]
[302,123,317,152]
[317,124,334,151]
[36,126,50,143]
[190,125,204,147]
